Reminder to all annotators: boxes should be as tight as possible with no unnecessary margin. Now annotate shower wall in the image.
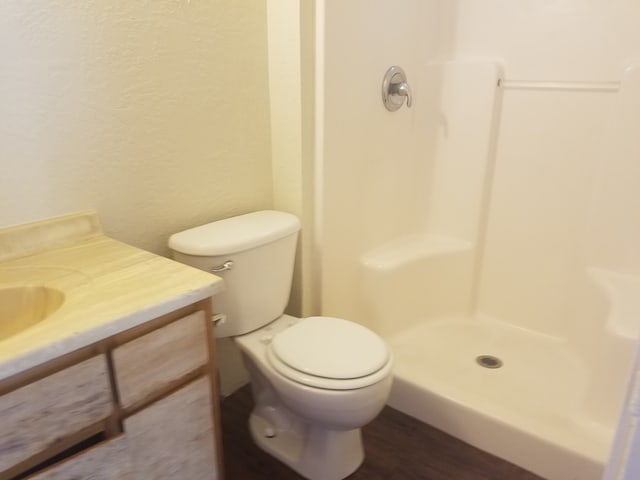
[477,79,640,339]
[318,0,640,335]
[319,0,440,323]
[317,2,640,476]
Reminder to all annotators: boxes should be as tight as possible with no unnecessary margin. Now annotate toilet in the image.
[169,210,393,480]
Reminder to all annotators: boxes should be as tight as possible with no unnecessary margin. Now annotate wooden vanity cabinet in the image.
[124,377,217,479]
[112,311,210,409]
[113,310,221,479]
[0,355,113,478]
[27,436,135,480]
[0,299,223,480]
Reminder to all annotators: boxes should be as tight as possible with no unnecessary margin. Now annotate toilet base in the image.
[249,411,365,480]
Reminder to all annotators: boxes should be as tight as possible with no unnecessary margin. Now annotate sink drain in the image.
[476,355,503,369]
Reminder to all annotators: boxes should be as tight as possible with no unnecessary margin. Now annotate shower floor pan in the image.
[387,315,612,480]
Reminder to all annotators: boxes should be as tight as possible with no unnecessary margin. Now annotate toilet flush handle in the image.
[212,313,227,327]
[211,260,234,273]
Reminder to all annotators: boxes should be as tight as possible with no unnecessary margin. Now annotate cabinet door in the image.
[113,311,209,408]
[124,377,218,480]
[0,355,112,473]
[27,436,134,480]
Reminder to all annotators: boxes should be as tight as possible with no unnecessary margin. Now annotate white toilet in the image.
[169,210,393,480]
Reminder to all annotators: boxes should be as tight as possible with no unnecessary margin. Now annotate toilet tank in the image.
[169,210,301,338]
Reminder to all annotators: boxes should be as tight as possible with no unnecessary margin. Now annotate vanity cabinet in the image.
[0,355,113,477]
[113,310,220,479]
[0,301,222,480]
[27,436,134,480]
[113,311,210,409]
[124,377,217,479]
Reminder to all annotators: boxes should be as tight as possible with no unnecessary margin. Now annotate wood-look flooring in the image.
[220,386,544,480]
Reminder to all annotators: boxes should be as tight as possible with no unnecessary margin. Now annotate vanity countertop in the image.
[0,212,223,381]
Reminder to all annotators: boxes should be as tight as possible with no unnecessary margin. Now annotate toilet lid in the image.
[270,316,389,380]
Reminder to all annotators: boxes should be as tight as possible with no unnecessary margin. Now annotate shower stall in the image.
[313,2,640,479]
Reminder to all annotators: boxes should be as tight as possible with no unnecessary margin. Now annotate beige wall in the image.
[0,1,274,255]
[267,0,304,316]
[267,0,303,218]
[266,0,317,316]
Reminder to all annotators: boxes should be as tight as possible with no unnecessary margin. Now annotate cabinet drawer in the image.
[124,377,218,479]
[113,311,209,408]
[27,436,133,480]
[0,355,112,473]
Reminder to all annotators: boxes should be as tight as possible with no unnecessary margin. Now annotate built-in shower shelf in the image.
[360,234,476,333]
[589,267,640,341]
[361,234,472,272]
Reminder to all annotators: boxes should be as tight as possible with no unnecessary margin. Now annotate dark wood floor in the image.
[220,386,544,480]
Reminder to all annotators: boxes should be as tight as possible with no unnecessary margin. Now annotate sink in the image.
[0,286,65,340]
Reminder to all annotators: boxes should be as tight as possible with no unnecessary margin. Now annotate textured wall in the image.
[266,0,305,316]
[0,1,273,255]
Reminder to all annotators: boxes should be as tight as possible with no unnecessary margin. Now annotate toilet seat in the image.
[267,316,392,390]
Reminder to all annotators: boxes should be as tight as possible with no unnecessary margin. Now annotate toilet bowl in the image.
[169,211,393,480]
[236,315,393,479]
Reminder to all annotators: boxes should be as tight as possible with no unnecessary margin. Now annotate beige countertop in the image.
[0,212,223,381]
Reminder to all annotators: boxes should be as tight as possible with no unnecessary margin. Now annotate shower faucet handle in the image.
[394,81,412,107]
[382,66,413,111]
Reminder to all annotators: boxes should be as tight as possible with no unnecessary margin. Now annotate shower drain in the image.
[476,355,503,369]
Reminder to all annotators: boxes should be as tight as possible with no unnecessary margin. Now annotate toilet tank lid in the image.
[169,210,301,256]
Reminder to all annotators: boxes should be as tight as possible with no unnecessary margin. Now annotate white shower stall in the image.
[313,1,640,479]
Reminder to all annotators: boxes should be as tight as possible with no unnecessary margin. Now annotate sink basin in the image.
[0,285,65,340]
